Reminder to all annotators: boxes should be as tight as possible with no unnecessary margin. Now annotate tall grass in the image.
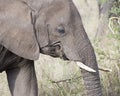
[35,55,85,96]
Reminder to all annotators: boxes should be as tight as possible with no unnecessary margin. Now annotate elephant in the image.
[0,0,103,96]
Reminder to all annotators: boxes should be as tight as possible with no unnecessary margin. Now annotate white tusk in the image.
[76,62,96,72]
[98,66,112,72]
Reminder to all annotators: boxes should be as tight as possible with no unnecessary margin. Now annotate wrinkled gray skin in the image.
[0,0,102,96]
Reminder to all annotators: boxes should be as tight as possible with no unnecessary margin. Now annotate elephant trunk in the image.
[78,44,103,96]
[63,38,103,96]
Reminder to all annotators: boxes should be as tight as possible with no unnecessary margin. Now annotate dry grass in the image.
[0,72,10,96]
[35,55,85,96]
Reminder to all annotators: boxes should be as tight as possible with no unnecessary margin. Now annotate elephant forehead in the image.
[47,1,70,22]
[34,0,72,30]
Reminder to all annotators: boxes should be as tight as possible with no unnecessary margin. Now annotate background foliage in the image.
[94,0,120,95]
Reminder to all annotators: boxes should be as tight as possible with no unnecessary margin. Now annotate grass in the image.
[0,72,10,96]
[35,55,85,96]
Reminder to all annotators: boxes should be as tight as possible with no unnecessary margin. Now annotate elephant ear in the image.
[0,0,39,60]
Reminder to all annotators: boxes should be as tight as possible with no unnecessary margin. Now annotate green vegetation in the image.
[94,1,120,95]
[99,0,108,5]
[110,1,120,16]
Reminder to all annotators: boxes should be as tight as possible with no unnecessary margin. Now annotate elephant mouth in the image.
[40,41,68,60]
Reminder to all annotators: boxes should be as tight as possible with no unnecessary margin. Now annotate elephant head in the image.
[0,0,102,95]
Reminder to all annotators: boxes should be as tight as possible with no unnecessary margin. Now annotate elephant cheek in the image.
[61,35,82,61]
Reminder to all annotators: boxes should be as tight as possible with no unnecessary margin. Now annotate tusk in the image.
[98,66,112,72]
[76,62,96,72]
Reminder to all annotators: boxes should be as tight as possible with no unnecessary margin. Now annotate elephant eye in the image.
[56,25,65,34]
